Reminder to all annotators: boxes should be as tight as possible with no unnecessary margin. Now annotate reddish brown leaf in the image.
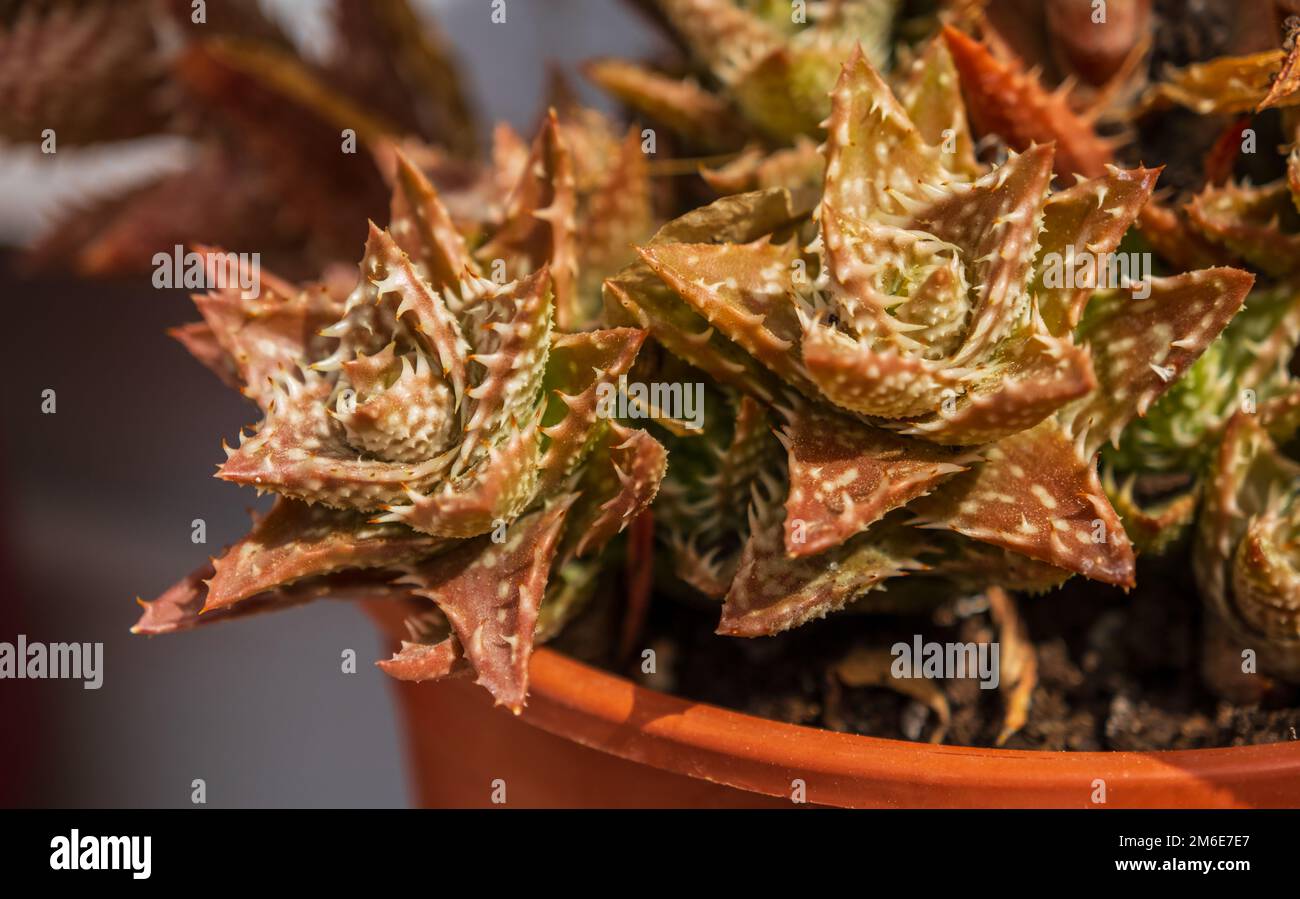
[476,111,580,329]
[1033,166,1160,336]
[219,369,455,511]
[538,327,648,495]
[910,419,1136,587]
[377,637,464,682]
[1259,27,1300,111]
[570,425,667,559]
[191,260,343,410]
[720,474,928,637]
[132,563,407,635]
[637,236,810,392]
[204,498,445,612]
[1186,180,1300,277]
[388,149,477,289]
[943,25,1115,179]
[896,326,1096,446]
[397,497,575,710]
[1060,268,1254,457]
[781,402,971,557]
[608,187,808,404]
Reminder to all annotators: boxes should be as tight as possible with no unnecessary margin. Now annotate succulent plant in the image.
[586,0,983,163]
[1194,386,1300,701]
[1107,281,1300,468]
[1092,283,1300,557]
[912,15,1300,702]
[611,43,1253,642]
[133,147,666,711]
[88,0,1300,735]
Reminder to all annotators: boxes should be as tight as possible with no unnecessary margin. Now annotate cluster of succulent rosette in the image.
[10,0,1300,731]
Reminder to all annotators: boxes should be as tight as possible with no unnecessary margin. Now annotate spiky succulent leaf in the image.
[1186,180,1300,277]
[137,143,661,709]
[566,425,668,560]
[575,126,656,321]
[897,33,981,178]
[1141,49,1300,115]
[1033,167,1160,336]
[538,328,649,495]
[637,235,816,395]
[1107,282,1300,473]
[376,636,464,683]
[1059,268,1254,458]
[388,151,479,288]
[1102,471,1199,556]
[942,25,1115,179]
[1258,27,1300,112]
[477,111,580,329]
[204,499,446,612]
[656,389,782,598]
[940,22,1223,272]
[631,44,1252,594]
[606,187,811,403]
[635,49,1135,448]
[133,563,410,636]
[910,419,1136,586]
[395,495,575,711]
[779,399,972,556]
[720,473,928,636]
[186,259,344,409]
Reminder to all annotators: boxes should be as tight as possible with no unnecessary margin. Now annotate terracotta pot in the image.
[374,627,1300,808]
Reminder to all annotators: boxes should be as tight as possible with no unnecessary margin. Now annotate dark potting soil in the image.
[563,551,1300,751]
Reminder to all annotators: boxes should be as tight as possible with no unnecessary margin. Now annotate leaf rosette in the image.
[135,142,665,711]
[613,42,1253,636]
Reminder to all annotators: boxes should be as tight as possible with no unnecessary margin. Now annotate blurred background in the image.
[0,0,661,808]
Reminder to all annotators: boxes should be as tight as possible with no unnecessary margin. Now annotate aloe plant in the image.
[1195,387,1300,700]
[589,0,984,200]
[589,0,900,147]
[134,146,665,711]
[96,3,1300,727]
[612,44,1253,640]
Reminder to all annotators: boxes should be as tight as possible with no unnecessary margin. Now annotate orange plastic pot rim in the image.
[503,647,1300,808]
